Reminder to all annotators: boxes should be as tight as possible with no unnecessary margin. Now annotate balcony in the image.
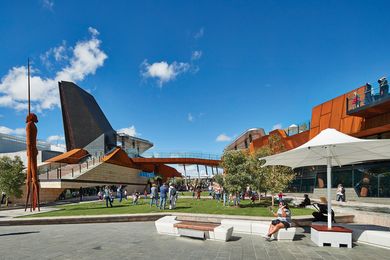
[346,81,390,118]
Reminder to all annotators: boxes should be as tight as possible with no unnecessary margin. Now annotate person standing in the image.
[150,184,158,207]
[159,183,168,210]
[169,184,177,210]
[196,186,201,200]
[1,191,6,205]
[117,185,123,203]
[104,186,112,208]
[336,184,344,202]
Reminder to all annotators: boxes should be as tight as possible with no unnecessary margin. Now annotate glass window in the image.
[353,162,390,197]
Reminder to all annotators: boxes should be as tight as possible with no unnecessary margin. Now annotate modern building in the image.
[225,128,265,151]
[247,79,390,199]
[0,133,51,153]
[0,133,61,167]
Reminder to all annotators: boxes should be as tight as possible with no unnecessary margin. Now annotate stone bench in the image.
[154,216,180,236]
[155,216,233,241]
[336,224,390,249]
[221,219,296,241]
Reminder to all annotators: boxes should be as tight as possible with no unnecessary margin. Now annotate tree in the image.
[262,134,295,206]
[220,150,251,205]
[213,174,225,189]
[247,147,271,201]
[0,156,25,207]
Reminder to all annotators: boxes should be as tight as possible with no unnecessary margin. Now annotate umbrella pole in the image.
[326,151,332,229]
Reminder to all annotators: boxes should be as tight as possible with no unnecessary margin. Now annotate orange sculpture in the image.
[25,113,40,211]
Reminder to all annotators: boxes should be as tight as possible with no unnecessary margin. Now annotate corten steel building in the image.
[236,81,390,200]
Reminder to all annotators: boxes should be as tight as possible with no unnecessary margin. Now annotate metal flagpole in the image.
[326,146,332,229]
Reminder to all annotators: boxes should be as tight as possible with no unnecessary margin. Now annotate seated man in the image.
[298,194,311,208]
[312,197,335,223]
[264,201,292,240]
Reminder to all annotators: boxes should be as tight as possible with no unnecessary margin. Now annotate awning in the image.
[45,148,90,164]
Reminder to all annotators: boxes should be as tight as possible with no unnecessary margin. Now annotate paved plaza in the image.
[0,222,388,260]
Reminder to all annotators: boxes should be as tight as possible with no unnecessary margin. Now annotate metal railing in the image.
[346,81,390,112]
[141,152,221,160]
[38,156,103,180]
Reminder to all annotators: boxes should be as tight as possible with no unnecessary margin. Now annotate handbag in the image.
[271,219,281,225]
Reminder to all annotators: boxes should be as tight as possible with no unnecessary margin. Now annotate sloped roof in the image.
[45,148,90,164]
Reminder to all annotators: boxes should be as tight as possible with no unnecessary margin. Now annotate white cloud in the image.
[272,123,282,130]
[40,41,68,69]
[88,27,99,36]
[42,0,54,10]
[191,50,202,61]
[216,134,232,142]
[188,113,194,122]
[0,126,25,136]
[0,27,107,112]
[194,28,204,39]
[50,144,66,152]
[117,125,137,137]
[141,60,190,86]
[46,135,65,143]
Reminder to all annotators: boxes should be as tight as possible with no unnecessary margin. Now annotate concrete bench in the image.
[221,219,296,241]
[336,224,390,249]
[155,216,180,236]
[275,228,297,241]
[155,216,233,241]
[355,230,390,249]
[221,219,252,234]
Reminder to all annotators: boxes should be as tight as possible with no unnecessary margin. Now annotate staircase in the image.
[39,156,103,181]
[312,188,359,201]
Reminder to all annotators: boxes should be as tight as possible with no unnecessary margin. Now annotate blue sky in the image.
[1,0,390,154]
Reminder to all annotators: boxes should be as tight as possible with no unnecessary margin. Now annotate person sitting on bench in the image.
[312,196,335,223]
[298,194,311,208]
[264,201,292,240]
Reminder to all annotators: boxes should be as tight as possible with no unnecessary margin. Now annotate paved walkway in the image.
[0,207,58,219]
[0,222,388,260]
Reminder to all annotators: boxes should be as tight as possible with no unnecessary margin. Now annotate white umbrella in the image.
[261,128,390,228]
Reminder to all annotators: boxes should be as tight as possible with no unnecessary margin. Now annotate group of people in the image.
[150,183,178,210]
[352,77,389,109]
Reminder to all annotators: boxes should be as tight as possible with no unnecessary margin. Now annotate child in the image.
[132,191,139,205]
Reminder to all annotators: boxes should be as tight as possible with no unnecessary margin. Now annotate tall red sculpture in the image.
[25,59,40,211]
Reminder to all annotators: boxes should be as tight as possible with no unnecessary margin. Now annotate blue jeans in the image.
[159,197,167,209]
[150,196,158,207]
[105,197,112,207]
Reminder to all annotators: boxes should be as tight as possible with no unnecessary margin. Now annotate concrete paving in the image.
[0,207,58,219]
[0,222,389,260]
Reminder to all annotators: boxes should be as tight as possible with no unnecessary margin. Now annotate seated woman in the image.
[264,201,292,240]
[312,197,335,223]
[298,194,311,208]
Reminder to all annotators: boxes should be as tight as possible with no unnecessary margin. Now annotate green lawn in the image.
[179,191,211,197]
[25,198,314,218]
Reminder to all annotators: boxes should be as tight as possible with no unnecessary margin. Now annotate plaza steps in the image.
[312,188,359,201]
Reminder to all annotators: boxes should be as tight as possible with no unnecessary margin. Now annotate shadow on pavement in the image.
[0,231,40,237]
